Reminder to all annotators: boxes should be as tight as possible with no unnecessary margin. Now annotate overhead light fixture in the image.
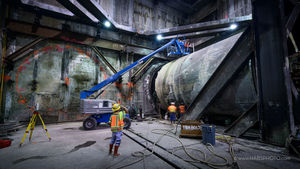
[104,21,111,28]
[156,34,163,40]
[230,24,238,30]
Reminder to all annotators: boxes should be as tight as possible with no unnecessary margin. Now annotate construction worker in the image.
[178,103,186,118]
[112,103,128,119]
[120,105,128,119]
[168,102,177,124]
[108,103,125,157]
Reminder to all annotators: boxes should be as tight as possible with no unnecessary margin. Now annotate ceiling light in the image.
[230,24,237,30]
[104,21,111,28]
[156,34,163,40]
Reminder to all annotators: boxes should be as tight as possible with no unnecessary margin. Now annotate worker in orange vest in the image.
[178,103,186,118]
[108,103,125,157]
[168,102,177,124]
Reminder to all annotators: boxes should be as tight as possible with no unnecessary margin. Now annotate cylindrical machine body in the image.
[154,33,257,117]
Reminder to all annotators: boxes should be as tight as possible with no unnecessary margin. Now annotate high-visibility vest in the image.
[168,105,177,113]
[184,41,190,47]
[179,105,185,114]
[109,111,124,132]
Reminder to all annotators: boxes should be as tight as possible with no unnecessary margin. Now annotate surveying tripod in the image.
[19,111,51,147]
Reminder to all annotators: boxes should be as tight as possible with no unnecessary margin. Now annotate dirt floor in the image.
[1,119,300,169]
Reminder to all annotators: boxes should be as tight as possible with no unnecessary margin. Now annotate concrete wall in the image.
[3,35,145,122]
[191,0,252,23]
[218,0,252,19]
[97,0,186,32]
[28,0,186,32]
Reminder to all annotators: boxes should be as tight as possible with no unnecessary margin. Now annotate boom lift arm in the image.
[80,38,184,99]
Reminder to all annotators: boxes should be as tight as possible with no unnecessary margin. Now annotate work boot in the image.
[109,144,113,155]
[113,146,120,157]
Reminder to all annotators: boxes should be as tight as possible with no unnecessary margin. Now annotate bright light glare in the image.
[230,24,237,30]
[156,34,163,40]
[104,21,111,28]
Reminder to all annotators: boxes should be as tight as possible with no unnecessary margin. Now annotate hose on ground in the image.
[151,128,231,169]
[105,128,174,169]
[107,125,236,169]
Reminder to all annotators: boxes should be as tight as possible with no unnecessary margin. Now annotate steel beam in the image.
[144,15,252,36]
[124,130,199,169]
[195,28,246,51]
[81,39,176,99]
[224,103,258,137]
[252,0,294,146]
[13,0,250,38]
[0,0,7,124]
[6,20,162,57]
[161,27,231,40]
[9,3,159,49]
[7,6,158,49]
[92,47,117,74]
[9,0,96,26]
[163,0,193,14]
[131,57,155,83]
[191,0,217,23]
[6,37,44,62]
[185,28,254,120]
[76,0,136,33]
[56,0,98,23]
[11,0,251,39]
[20,0,74,16]
[76,0,108,23]
[286,4,300,35]
[291,77,299,100]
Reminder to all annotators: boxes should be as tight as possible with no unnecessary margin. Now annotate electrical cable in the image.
[108,124,237,169]
[105,128,174,169]
[151,129,231,169]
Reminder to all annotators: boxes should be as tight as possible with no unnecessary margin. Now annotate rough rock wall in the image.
[3,36,142,122]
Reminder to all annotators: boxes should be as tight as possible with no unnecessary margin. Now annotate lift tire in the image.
[83,117,97,130]
[123,117,131,129]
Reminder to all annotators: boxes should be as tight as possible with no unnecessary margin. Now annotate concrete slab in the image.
[0,122,173,169]
[128,119,300,169]
[1,120,300,169]
[124,130,198,169]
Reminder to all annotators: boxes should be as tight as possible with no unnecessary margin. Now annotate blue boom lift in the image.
[80,38,190,130]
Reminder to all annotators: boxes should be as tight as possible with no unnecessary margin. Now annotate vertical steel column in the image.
[0,1,7,123]
[252,0,294,146]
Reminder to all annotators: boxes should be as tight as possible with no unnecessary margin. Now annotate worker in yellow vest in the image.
[108,104,125,157]
[178,103,186,118]
[168,102,177,124]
